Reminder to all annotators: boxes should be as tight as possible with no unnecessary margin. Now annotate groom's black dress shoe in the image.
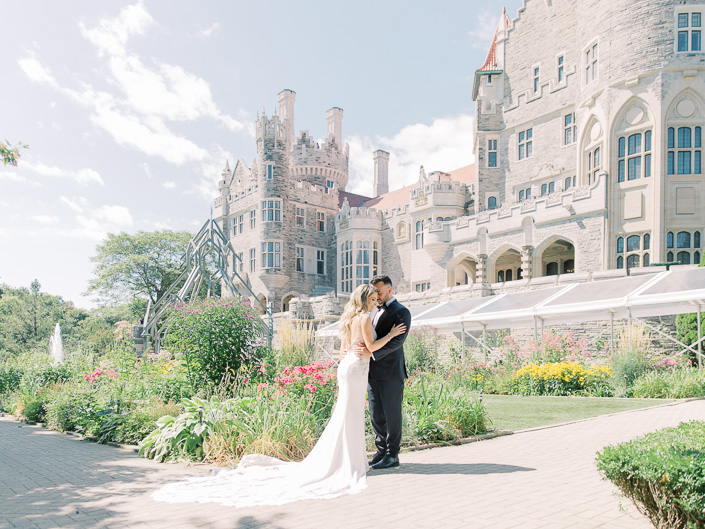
[371,454,399,469]
[368,452,385,466]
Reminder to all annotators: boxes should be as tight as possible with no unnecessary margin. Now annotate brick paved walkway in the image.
[2,399,704,529]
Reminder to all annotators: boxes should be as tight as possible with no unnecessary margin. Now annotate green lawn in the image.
[483,395,676,432]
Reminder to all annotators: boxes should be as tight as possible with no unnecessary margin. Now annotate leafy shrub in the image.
[20,364,72,392]
[405,327,441,373]
[403,376,490,444]
[596,421,705,529]
[0,366,22,395]
[631,368,705,399]
[610,348,653,397]
[163,299,266,390]
[509,362,612,396]
[44,384,100,432]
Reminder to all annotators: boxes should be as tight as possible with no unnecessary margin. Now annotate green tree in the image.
[0,280,90,359]
[86,230,193,306]
[1,140,29,166]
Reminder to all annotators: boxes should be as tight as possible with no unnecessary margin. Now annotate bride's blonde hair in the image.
[339,283,377,342]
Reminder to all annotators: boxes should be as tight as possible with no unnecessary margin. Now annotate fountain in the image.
[49,323,64,364]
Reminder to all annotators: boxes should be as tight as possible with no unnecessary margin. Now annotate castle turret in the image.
[326,107,343,149]
[373,150,390,197]
[278,89,296,151]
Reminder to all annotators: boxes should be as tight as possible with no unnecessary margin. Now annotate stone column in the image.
[476,254,488,284]
[521,246,533,280]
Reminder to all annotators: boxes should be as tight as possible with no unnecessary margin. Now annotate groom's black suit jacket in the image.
[369,299,411,380]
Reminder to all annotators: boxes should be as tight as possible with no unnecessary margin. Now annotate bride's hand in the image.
[390,323,407,338]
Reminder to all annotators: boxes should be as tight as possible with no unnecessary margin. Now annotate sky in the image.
[0,0,523,309]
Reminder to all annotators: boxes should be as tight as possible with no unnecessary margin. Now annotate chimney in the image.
[326,107,343,148]
[278,89,296,150]
[373,150,390,197]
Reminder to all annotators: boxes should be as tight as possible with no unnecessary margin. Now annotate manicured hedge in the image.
[596,421,705,529]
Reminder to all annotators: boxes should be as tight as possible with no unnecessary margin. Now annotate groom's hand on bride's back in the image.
[353,344,372,358]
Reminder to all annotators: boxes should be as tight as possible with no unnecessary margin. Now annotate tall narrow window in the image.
[317,212,325,232]
[237,252,244,273]
[488,139,498,167]
[548,182,555,193]
[519,189,525,201]
[626,254,640,271]
[296,247,304,272]
[667,232,674,249]
[415,220,424,249]
[644,233,651,250]
[249,248,256,273]
[617,237,624,253]
[533,66,540,93]
[695,231,701,248]
[557,55,564,83]
[249,209,256,229]
[667,251,674,262]
[267,165,273,180]
[696,252,701,265]
[295,207,305,228]
[356,240,370,280]
[488,196,498,210]
[238,215,244,234]
[541,183,548,196]
[564,113,576,145]
[585,42,598,84]
[373,241,379,276]
[564,176,573,190]
[317,250,325,275]
[518,128,533,160]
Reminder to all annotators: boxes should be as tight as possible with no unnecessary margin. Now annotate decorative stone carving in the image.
[415,189,428,207]
[397,222,407,239]
[676,99,696,118]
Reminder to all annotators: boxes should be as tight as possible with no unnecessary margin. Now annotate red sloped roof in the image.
[339,190,372,209]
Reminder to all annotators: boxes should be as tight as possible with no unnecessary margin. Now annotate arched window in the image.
[677,251,691,265]
[677,231,691,248]
[541,183,547,196]
[519,190,525,201]
[587,146,601,184]
[564,176,573,190]
[695,251,701,265]
[549,181,555,193]
[563,259,575,274]
[497,270,505,282]
[506,269,513,282]
[617,237,624,253]
[546,262,559,276]
[667,232,674,249]
[627,235,640,252]
[644,233,651,250]
[667,251,674,262]
[436,217,444,222]
[517,267,523,280]
[626,254,640,271]
[695,231,701,249]
[643,253,650,267]
[488,196,497,210]
[617,256,624,269]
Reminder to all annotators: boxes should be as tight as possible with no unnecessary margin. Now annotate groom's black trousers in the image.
[368,377,404,457]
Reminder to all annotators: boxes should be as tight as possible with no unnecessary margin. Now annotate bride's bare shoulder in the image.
[359,313,371,324]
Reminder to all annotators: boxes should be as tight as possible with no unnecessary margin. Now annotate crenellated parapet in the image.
[336,198,385,232]
[290,130,349,189]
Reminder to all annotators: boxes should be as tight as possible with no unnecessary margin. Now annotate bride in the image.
[152,283,406,507]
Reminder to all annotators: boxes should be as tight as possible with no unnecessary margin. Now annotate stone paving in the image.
[1,399,704,529]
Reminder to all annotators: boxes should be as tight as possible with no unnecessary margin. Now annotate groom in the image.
[357,274,411,469]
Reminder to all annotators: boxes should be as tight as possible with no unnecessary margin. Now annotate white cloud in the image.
[18,2,245,166]
[79,1,154,57]
[197,22,221,39]
[162,181,176,189]
[193,145,234,200]
[140,162,152,178]
[32,215,59,224]
[346,115,475,196]
[0,170,42,187]
[469,9,500,49]
[23,161,104,186]
[60,196,87,213]
[93,205,133,227]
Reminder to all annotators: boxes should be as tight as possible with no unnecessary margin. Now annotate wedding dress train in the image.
[152,328,371,508]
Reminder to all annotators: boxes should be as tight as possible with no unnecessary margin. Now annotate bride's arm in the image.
[339,336,350,359]
[360,314,406,353]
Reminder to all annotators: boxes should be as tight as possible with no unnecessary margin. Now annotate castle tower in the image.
[278,89,296,151]
[326,107,343,149]
[373,150,390,197]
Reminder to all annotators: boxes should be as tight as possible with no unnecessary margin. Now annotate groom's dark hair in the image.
[371,275,392,288]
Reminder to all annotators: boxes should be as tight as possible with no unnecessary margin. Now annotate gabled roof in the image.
[339,190,372,209]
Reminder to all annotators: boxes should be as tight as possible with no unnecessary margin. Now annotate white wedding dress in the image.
[152,324,372,508]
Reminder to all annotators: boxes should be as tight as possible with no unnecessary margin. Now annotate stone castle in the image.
[214,0,705,320]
